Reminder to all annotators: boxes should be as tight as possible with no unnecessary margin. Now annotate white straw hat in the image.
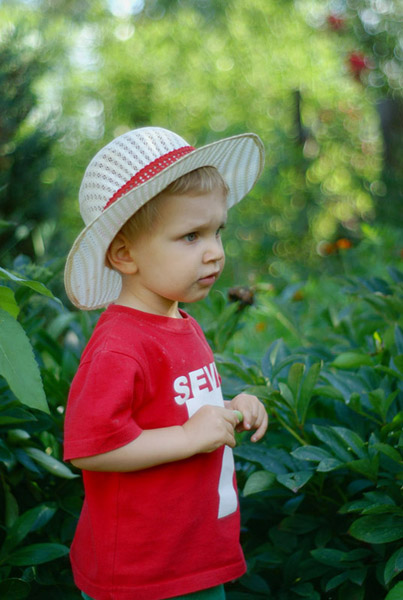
[64,126,264,310]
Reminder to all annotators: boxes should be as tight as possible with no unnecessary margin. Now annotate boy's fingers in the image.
[251,413,269,442]
[240,408,257,430]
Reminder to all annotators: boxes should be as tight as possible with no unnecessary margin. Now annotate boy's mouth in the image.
[198,271,220,285]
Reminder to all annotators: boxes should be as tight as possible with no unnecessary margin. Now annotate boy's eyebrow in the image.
[178,214,228,231]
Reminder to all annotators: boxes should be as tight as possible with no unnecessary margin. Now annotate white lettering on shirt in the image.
[172,361,237,519]
[173,362,220,403]
[173,376,190,404]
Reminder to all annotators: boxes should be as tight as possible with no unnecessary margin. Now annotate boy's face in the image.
[119,188,227,316]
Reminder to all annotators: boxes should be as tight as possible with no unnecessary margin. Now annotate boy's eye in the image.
[185,232,197,242]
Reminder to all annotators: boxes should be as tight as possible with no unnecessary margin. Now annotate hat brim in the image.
[64,132,264,310]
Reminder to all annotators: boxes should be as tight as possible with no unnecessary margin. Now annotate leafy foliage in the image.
[0,237,402,600]
[0,26,66,264]
[1,0,401,278]
[207,260,403,600]
[0,258,94,599]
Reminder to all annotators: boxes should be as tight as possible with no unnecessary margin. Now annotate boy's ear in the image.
[106,233,138,275]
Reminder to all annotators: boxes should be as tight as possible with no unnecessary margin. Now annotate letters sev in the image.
[174,362,220,403]
[63,305,245,600]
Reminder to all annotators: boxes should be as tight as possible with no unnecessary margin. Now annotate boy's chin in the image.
[179,289,213,304]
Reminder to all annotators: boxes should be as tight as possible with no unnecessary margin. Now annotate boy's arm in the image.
[70,405,240,472]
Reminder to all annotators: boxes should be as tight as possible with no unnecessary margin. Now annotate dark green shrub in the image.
[1,247,402,600]
[0,259,93,599]
[206,268,403,600]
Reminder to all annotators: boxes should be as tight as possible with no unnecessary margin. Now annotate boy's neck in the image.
[115,290,182,319]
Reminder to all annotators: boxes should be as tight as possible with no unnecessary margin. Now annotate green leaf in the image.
[234,445,288,474]
[313,385,344,400]
[1,504,56,555]
[0,309,49,413]
[24,447,78,479]
[278,382,295,409]
[312,425,352,462]
[4,543,69,566]
[280,514,321,534]
[332,352,373,369]
[384,547,403,585]
[375,365,403,381]
[381,412,403,438]
[349,515,403,543]
[297,362,321,423]
[272,354,304,380]
[317,457,343,472]
[348,567,367,586]
[0,267,59,301]
[372,443,402,464]
[4,482,19,528]
[311,548,345,566]
[385,582,403,600]
[362,505,400,516]
[287,362,304,402]
[215,355,258,384]
[243,470,276,496]
[291,445,332,462]
[238,573,271,594]
[0,438,13,464]
[277,471,313,493]
[333,427,367,459]
[347,457,379,480]
[0,407,36,425]
[393,355,403,374]
[368,389,398,421]
[340,499,370,514]
[0,286,19,318]
[325,572,349,591]
[345,548,372,561]
[0,219,13,229]
[0,579,30,599]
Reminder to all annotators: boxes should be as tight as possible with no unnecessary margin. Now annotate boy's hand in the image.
[182,405,240,454]
[227,393,268,442]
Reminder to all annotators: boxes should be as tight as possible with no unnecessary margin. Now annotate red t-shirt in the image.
[64,305,246,600]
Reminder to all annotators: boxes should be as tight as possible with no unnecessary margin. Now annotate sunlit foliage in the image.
[0,0,401,280]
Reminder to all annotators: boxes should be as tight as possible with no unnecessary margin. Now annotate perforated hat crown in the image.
[64,126,264,310]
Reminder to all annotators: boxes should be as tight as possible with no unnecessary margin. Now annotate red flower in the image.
[327,14,345,30]
[348,52,368,79]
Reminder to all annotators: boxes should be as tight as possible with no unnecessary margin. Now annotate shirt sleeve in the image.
[63,350,144,461]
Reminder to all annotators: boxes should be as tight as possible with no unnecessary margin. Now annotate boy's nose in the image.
[203,237,225,263]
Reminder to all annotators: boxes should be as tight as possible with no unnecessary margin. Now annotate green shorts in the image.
[81,584,225,600]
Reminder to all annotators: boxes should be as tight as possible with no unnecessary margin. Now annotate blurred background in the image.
[0,0,402,292]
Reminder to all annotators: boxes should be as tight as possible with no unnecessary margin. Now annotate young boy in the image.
[63,127,268,600]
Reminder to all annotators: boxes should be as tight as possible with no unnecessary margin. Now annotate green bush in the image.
[202,268,403,599]
[1,244,402,599]
[0,258,93,599]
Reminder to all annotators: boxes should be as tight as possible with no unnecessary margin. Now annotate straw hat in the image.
[64,126,264,310]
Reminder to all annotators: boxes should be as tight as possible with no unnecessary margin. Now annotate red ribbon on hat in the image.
[103,145,195,211]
